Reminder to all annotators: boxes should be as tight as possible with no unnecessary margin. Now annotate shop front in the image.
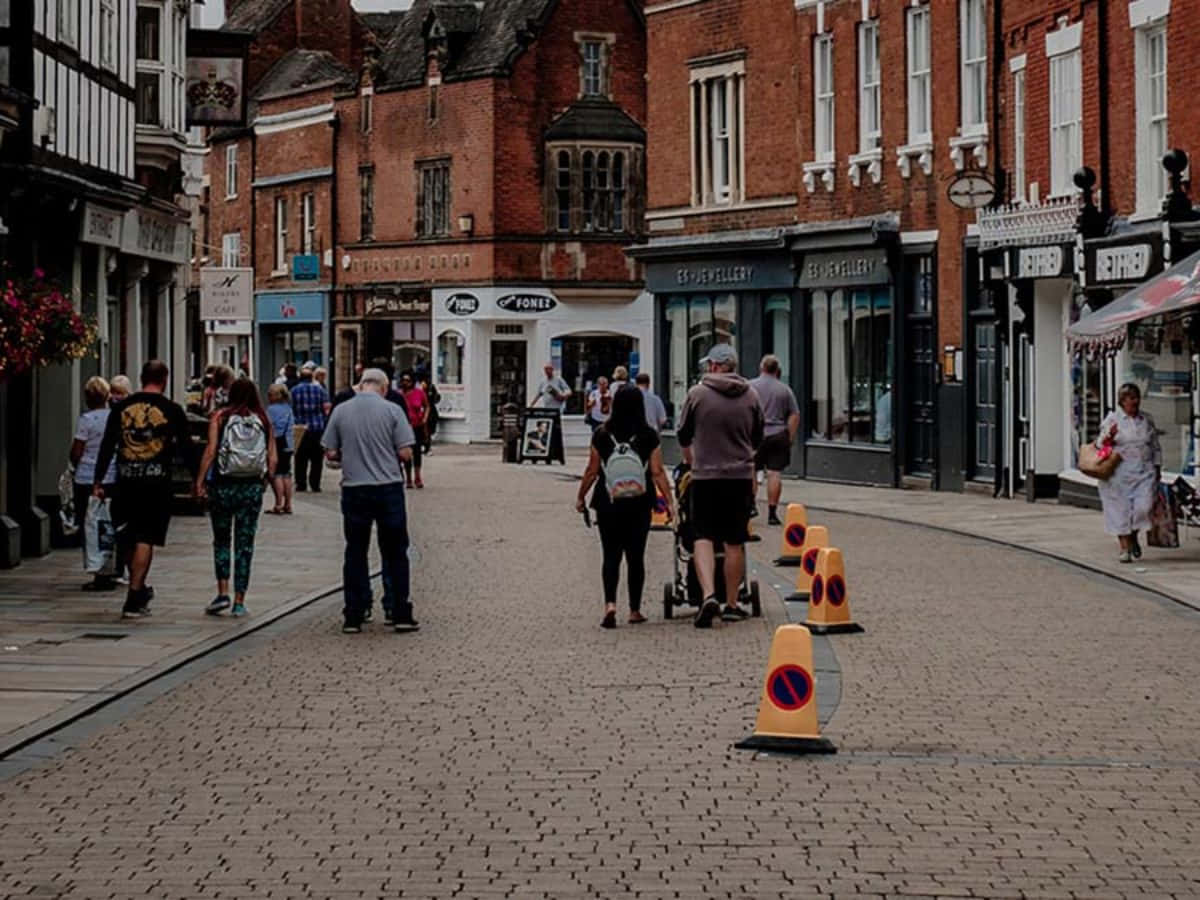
[254,291,329,388]
[1064,227,1199,507]
[430,286,652,447]
[333,289,433,388]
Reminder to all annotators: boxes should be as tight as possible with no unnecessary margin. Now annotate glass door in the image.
[490,340,527,438]
[903,257,936,475]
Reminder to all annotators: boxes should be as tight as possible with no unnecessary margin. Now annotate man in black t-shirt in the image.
[94,360,193,618]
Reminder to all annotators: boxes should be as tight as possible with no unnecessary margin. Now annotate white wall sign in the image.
[1017,246,1065,279]
[1095,245,1152,282]
[200,268,254,320]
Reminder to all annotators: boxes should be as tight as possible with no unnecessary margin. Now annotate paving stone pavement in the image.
[2,448,1200,899]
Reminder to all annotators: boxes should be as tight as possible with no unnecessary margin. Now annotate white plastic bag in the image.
[83,497,116,575]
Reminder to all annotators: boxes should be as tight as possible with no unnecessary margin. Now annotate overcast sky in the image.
[197,0,412,28]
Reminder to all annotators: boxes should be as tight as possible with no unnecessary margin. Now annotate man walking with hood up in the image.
[676,343,764,628]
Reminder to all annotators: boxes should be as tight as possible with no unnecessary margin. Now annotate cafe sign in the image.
[200,268,253,321]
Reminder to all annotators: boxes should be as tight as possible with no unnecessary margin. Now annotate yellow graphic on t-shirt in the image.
[121,402,169,461]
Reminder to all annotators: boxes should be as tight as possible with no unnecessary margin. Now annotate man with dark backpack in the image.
[576,385,674,629]
[194,379,276,618]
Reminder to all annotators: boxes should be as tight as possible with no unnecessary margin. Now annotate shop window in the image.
[659,293,739,424]
[417,159,450,238]
[438,330,464,386]
[665,297,689,423]
[1128,320,1194,475]
[763,295,791,379]
[810,288,892,444]
[560,334,636,415]
[391,320,432,375]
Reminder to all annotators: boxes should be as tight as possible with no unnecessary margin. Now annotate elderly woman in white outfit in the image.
[1096,383,1162,563]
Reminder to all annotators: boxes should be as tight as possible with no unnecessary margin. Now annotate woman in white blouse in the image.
[1096,383,1162,563]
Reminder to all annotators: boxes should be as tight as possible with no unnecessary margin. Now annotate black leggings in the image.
[596,506,651,611]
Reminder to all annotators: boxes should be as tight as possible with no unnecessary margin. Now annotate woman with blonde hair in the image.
[70,376,118,590]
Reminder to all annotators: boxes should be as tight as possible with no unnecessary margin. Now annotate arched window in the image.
[596,151,610,231]
[612,152,625,232]
[581,151,595,231]
[437,329,465,386]
[556,150,571,232]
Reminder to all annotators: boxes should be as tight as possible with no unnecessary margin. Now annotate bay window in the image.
[547,146,636,234]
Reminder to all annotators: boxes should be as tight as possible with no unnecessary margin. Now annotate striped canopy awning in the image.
[1068,249,1200,356]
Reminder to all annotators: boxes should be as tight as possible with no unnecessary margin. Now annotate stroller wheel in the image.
[663,582,674,619]
[749,581,762,617]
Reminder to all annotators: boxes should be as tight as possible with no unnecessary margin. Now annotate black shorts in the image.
[755,431,792,472]
[690,478,754,546]
[114,482,172,547]
[275,439,293,477]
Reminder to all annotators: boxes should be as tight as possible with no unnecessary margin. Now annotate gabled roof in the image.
[253,49,356,100]
[376,0,557,89]
[425,0,482,37]
[223,0,291,35]
[545,98,645,144]
[359,10,406,43]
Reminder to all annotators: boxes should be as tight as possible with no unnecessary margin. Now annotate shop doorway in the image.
[558,334,635,415]
[903,257,936,476]
[490,340,527,438]
[970,320,999,483]
[264,326,323,386]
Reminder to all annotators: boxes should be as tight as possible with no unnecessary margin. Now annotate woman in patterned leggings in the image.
[194,378,277,617]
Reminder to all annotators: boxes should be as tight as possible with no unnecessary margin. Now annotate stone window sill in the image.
[848,148,883,187]
[802,160,836,193]
[896,140,934,178]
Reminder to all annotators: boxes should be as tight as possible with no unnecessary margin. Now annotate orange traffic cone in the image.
[786,525,830,602]
[772,503,808,566]
[651,488,671,531]
[735,625,836,754]
[805,548,864,635]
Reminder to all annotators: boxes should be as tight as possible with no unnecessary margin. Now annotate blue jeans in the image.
[341,482,410,625]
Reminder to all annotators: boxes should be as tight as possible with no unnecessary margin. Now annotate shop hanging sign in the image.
[186,29,251,127]
[947,173,997,210]
[291,254,320,281]
[200,268,253,321]
[497,293,557,313]
[364,294,432,317]
[446,293,480,316]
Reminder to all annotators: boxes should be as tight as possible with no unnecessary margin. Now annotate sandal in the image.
[265,508,283,515]
[628,612,648,625]
[601,610,617,629]
[282,507,294,514]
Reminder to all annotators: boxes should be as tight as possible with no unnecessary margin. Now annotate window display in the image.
[1127,319,1195,475]
[438,330,464,386]
[559,334,635,415]
[810,288,892,444]
[660,294,738,424]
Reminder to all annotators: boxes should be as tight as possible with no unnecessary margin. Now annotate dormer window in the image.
[576,33,613,99]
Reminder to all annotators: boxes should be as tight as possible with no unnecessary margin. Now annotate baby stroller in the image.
[663,463,762,619]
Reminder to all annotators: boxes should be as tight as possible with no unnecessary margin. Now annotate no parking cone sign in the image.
[735,625,836,755]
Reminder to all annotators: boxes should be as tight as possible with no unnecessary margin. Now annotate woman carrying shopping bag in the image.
[1094,383,1161,563]
[70,377,118,590]
[194,379,277,617]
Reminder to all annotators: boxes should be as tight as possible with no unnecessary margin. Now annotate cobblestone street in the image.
[3,448,1200,899]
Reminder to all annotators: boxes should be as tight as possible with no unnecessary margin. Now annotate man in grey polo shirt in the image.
[750,354,800,526]
[323,368,418,634]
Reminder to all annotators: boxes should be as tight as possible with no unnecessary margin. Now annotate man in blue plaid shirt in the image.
[291,361,331,491]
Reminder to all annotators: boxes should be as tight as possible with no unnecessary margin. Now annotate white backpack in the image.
[603,438,647,501]
[218,413,268,478]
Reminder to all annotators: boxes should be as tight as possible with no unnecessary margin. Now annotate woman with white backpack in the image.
[576,385,674,629]
[194,378,277,617]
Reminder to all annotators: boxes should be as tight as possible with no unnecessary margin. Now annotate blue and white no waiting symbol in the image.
[766,664,813,712]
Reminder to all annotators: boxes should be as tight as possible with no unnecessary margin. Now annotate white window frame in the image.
[1048,48,1082,198]
[688,57,745,207]
[301,192,316,254]
[1011,57,1026,203]
[274,196,288,273]
[814,33,835,162]
[57,0,77,47]
[99,0,116,71]
[1135,22,1168,216]
[225,144,237,199]
[959,0,987,135]
[221,233,241,268]
[906,6,931,143]
[858,21,881,152]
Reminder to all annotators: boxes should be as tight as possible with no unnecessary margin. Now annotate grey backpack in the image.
[218,413,268,478]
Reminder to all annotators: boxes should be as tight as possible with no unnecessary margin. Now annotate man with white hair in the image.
[322,368,418,634]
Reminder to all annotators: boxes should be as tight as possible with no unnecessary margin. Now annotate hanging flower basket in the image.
[0,268,98,382]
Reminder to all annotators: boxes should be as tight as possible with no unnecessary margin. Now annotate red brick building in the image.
[333,0,649,443]
[633,0,993,487]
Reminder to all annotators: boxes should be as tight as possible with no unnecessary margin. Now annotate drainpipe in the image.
[991,0,1003,201]
[1096,1,1111,217]
[329,112,340,390]
[250,126,258,384]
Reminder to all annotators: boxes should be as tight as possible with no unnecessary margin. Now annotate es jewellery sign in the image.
[675,264,756,287]
[1094,244,1152,283]
[497,293,557,313]
[947,173,997,210]
[1015,245,1067,279]
[199,268,253,321]
[445,293,480,316]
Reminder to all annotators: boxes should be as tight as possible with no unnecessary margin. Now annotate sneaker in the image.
[1132,536,1143,559]
[721,604,750,622]
[121,606,151,619]
[342,622,363,634]
[231,603,248,617]
[122,587,152,618]
[767,513,783,527]
[205,594,232,616]
[393,619,422,638]
[384,608,394,626]
[1118,550,1133,564]
[694,597,720,629]
[363,607,373,623]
